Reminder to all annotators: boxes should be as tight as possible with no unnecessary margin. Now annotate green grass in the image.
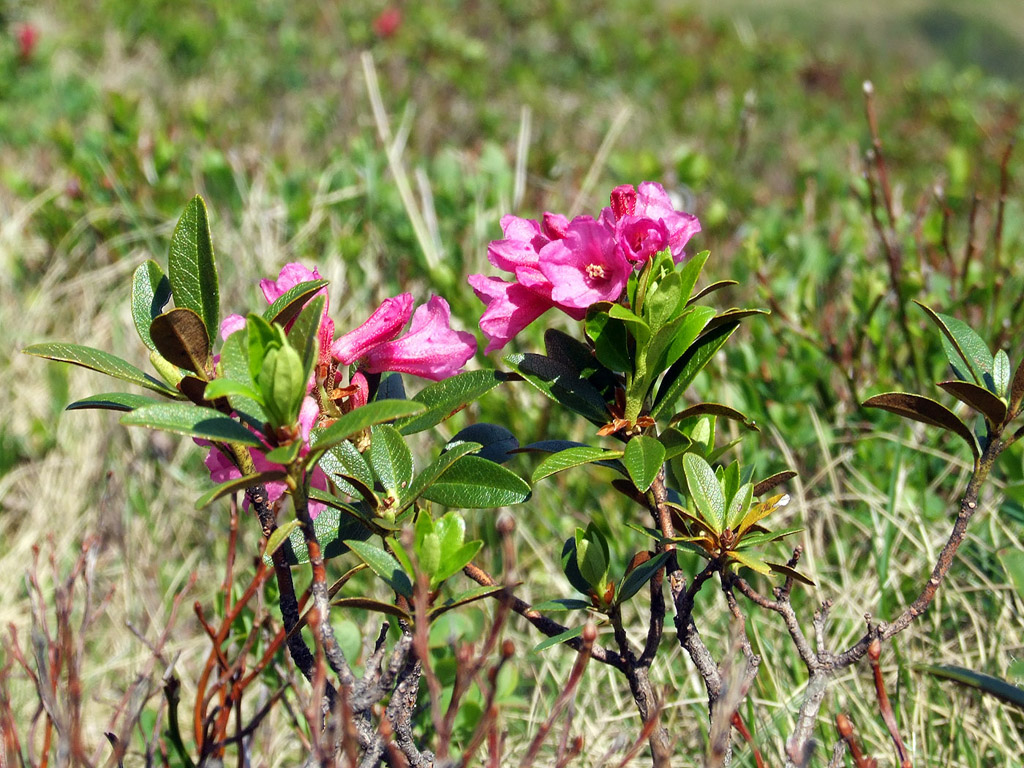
[2,1,1024,765]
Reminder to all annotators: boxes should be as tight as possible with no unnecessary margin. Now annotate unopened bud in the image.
[609,184,637,220]
[502,639,515,659]
[836,712,853,738]
[497,514,516,536]
[868,637,881,662]
[582,622,598,643]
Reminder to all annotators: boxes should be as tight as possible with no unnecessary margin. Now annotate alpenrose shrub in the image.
[21,182,1024,768]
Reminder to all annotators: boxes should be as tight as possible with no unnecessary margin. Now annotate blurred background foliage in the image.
[2,0,1024,764]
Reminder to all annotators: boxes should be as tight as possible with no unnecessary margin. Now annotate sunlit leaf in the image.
[167,195,219,345]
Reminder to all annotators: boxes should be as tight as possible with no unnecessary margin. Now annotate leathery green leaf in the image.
[131,259,172,350]
[622,435,666,492]
[168,196,219,344]
[345,540,413,598]
[683,453,726,533]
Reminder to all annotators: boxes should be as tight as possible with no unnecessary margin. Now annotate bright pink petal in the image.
[635,182,701,262]
[220,314,246,340]
[362,296,476,379]
[260,263,324,304]
[539,217,631,309]
[331,293,414,365]
[469,274,555,353]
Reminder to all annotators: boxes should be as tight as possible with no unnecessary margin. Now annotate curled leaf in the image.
[863,392,980,460]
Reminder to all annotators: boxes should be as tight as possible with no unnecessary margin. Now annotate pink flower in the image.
[373,7,402,38]
[331,294,414,365]
[201,396,329,519]
[17,24,39,62]
[468,275,557,354]
[539,217,631,308]
[259,263,336,370]
[602,182,700,263]
[470,213,590,353]
[333,295,475,381]
[220,314,246,340]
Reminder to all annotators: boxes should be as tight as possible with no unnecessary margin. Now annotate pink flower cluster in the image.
[209,264,477,518]
[469,182,700,353]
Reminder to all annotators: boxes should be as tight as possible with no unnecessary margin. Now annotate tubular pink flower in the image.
[603,182,701,263]
[260,263,325,304]
[539,216,631,308]
[220,314,246,340]
[330,293,414,365]
[362,296,476,380]
[468,274,557,354]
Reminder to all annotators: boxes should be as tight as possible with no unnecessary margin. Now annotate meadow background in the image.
[2,0,1024,765]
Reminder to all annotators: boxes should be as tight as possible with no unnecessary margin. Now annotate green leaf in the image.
[998,548,1024,601]
[677,250,710,303]
[657,428,692,460]
[368,424,414,499]
[257,344,305,427]
[915,302,993,386]
[670,402,758,432]
[729,549,772,575]
[274,507,373,565]
[398,442,481,513]
[532,446,624,483]
[395,370,508,434]
[246,314,279,382]
[420,455,531,508]
[264,440,302,465]
[647,306,716,376]
[532,598,592,612]
[287,294,325,384]
[560,537,595,596]
[863,392,980,460]
[433,540,483,584]
[345,540,413,598]
[150,308,211,376]
[415,456,528,512]
[122,403,262,446]
[436,512,467,552]
[622,435,666,492]
[415,515,442,580]
[319,441,375,500]
[766,562,815,586]
[651,322,739,419]
[309,400,426,461]
[726,483,754,530]
[265,519,303,556]
[23,343,180,397]
[445,423,519,464]
[575,524,609,592]
[917,665,1024,710]
[938,380,1007,426]
[168,196,219,345]
[617,550,672,605]
[683,453,726,533]
[429,585,504,620]
[203,377,263,404]
[994,350,1011,399]
[505,354,609,425]
[195,469,288,509]
[131,260,171,350]
[686,279,739,306]
[585,308,633,372]
[263,279,330,326]
[66,392,164,412]
[534,625,584,652]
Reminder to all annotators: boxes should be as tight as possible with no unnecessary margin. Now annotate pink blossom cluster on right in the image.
[468,182,700,353]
